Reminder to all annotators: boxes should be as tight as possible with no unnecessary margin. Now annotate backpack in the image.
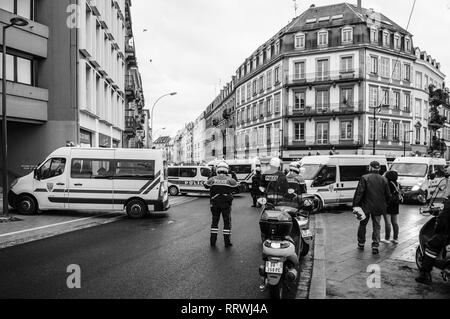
[391,181,403,204]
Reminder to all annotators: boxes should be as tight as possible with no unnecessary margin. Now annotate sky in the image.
[131,0,450,139]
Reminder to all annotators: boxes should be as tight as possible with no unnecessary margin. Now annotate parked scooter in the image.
[257,187,316,299]
[416,177,450,282]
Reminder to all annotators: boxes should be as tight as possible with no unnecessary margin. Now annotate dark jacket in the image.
[436,199,450,236]
[251,172,262,195]
[204,174,239,209]
[353,171,392,216]
[261,168,289,198]
[385,171,401,215]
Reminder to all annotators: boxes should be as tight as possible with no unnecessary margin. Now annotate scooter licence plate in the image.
[265,261,283,274]
[301,230,313,240]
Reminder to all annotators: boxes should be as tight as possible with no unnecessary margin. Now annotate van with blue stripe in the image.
[8,147,170,219]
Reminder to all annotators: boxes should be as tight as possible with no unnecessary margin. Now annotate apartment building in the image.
[193,113,206,164]
[1,0,131,182]
[232,1,447,162]
[172,122,194,165]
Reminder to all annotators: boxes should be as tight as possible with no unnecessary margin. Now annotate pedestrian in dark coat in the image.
[251,167,263,207]
[353,161,392,255]
[382,170,402,244]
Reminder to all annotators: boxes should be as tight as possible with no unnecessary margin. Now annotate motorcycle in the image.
[257,186,316,299]
[416,176,450,282]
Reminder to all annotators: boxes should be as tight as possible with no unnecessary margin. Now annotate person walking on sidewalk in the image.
[381,170,402,245]
[353,161,392,255]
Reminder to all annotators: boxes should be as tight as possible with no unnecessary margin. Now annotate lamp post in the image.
[403,130,414,157]
[2,17,29,217]
[150,92,177,147]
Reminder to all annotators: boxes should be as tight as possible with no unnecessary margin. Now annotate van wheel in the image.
[169,186,179,197]
[17,195,38,215]
[126,199,148,219]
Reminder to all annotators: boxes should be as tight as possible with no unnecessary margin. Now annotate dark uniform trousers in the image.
[211,204,232,244]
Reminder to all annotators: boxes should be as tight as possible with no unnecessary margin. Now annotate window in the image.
[252,104,257,120]
[380,58,390,78]
[275,40,280,55]
[404,64,411,81]
[0,0,33,19]
[178,168,197,178]
[393,91,400,110]
[318,31,329,46]
[71,159,114,179]
[259,75,264,93]
[369,120,375,141]
[294,123,305,141]
[316,90,330,111]
[415,127,421,143]
[295,33,305,49]
[80,130,92,147]
[393,122,400,141]
[382,31,390,47]
[37,158,67,180]
[247,83,251,100]
[381,89,390,106]
[415,99,422,117]
[369,86,379,107]
[266,46,272,60]
[404,93,411,111]
[340,56,353,73]
[370,56,378,74]
[394,34,401,50]
[342,27,353,43]
[403,123,411,142]
[274,67,280,84]
[405,38,411,52]
[316,122,329,144]
[381,122,389,140]
[0,53,33,85]
[416,72,423,89]
[294,61,305,80]
[294,92,306,110]
[341,87,353,106]
[274,93,281,114]
[370,28,378,43]
[168,167,180,177]
[266,125,272,145]
[201,168,211,178]
[317,59,329,80]
[266,97,273,115]
[340,121,353,140]
[313,166,336,187]
[392,61,401,80]
[229,165,252,175]
[340,166,368,182]
[252,80,257,96]
[266,70,273,89]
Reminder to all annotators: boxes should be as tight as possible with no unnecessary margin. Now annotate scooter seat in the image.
[273,206,299,215]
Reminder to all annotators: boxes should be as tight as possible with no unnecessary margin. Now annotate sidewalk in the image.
[309,205,450,299]
[0,195,197,250]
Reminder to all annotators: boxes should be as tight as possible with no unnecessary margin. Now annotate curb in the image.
[308,213,327,299]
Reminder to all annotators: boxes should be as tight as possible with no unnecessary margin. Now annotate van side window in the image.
[434,165,446,178]
[201,168,211,178]
[168,167,180,177]
[71,159,113,179]
[115,160,156,180]
[340,166,368,182]
[313,166,337,187]
[179,168,197,178]
[38,158,66,180]
[230,165,252,174]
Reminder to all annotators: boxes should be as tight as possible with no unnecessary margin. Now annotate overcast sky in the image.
[131,0,450,138]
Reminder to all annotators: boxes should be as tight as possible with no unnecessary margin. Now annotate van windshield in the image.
[390,163,428,178]
[300,164,322,180]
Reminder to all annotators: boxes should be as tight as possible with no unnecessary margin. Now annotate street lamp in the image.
[2,17,29,217]
[150,92,177,147]
[403,130,414,157]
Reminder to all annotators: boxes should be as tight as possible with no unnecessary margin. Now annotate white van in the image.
[8,147,169,219]
[390,157,447,204]
[167,166,211,196]
[300,155,388,211]
[207,159,260,192]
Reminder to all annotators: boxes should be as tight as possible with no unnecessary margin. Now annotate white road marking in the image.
[0,213,120,238]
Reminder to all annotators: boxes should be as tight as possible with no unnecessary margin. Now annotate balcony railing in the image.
[284,135,363,148]
[287,103,363,117]
[285,69,363,86]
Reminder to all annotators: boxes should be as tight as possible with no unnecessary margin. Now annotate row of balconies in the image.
[285,69,364,87]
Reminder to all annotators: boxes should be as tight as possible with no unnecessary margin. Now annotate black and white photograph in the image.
[0,0,450,310]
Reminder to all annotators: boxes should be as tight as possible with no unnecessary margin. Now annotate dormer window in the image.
[382,31,390,47]
[318,30,329,47]
[294,33,306,50]
[259,51,264,65]
[405,37,411,52]
[342,27,353,44]
[266,46,272,60]
[370,27,378,44]
[394,33,401,50]
[275,40,281,55]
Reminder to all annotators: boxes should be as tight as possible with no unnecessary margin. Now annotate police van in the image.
[299,155,388,211]
[207,159,260,192]
[167,166,211,196]
[8,147,169,219]
[390,157,447,204]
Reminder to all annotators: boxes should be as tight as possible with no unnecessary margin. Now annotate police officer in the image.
[286,163,307,195]
[261,158,289,205]
[416,198,450,285]
[204,162,239,248]
[251,166,263,208]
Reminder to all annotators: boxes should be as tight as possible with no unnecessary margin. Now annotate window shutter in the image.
[378,121,383,140]
[399,123,404,143]
[389,122,394,140]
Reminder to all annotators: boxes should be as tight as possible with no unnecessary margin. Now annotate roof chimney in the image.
[357,0,362,8]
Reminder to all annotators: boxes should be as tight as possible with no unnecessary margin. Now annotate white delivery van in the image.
[8,147,169,219]
[299,155,388,211]
[167,166,211,196]
[390,157,447,204]
[207,159,260,192]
